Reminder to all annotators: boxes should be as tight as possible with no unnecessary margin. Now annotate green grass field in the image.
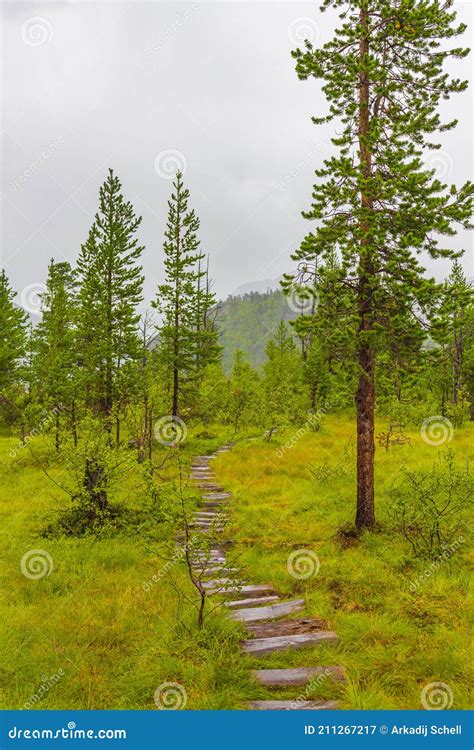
[0,415,472,710]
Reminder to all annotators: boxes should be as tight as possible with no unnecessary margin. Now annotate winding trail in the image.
[189,444,345,710]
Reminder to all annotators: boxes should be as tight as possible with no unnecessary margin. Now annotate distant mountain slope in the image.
[216,289,297,370]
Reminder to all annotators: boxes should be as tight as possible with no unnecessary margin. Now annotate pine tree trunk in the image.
[355,5,376,530]
[355,334,375,528]
[55,407,60,452]
[148,405,154,460]
[172,365,179,417]
[84,459,108,513]
[71,400,78,447]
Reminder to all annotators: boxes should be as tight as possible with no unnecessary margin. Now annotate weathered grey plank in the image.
[252,666,346,687]
[202,577,244,589]
[229,599,305,623]
[197,567,239,576]
[248,700,338,710]
[202,493,231,500]
[246,618,328,638]
[241,631,338,655]
[224,595,280,607]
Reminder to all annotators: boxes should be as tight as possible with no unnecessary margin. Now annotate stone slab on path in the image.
[241,631,338,656]
[229,599,305,623]
[252,666,346,687]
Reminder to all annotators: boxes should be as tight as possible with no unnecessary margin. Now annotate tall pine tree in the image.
[76,169,144,435]
[153,171,207,417]
[32,260,76,449]
[289,0,473,528]
[0,270,28,417]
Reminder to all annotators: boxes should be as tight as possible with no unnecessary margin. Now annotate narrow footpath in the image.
[189,445,344,710]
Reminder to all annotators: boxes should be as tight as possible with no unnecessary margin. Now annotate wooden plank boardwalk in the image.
[189,445,344,710]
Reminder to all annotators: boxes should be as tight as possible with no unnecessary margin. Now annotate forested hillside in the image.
[216,289,298,370]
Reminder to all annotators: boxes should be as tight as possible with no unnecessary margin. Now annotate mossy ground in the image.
[0,415,472,709]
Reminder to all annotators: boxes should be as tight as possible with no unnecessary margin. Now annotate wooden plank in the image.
[202,577,244,589]
[248,700,338,711]
[229,599,305,623]
[202,493,231,500]
[252,666,346,687]
[224,595,280,607]
[195,485,225,492]
[196,567,239,576]
[241,631,338,655]
[246,618,328,638]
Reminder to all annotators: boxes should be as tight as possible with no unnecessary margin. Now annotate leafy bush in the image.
[386,451,473,558]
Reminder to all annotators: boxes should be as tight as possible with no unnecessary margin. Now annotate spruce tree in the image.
[227,350,261,432]
[32,260,76,449]
[289,0,473,528]
[263,321,307,427]
[153,171,205,417]
[432,260,473,411]
[194,256,221,382]
[76,169,144,433]
[0,270,28,396]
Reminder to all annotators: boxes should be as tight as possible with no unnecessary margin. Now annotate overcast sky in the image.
[1,0,473,317]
